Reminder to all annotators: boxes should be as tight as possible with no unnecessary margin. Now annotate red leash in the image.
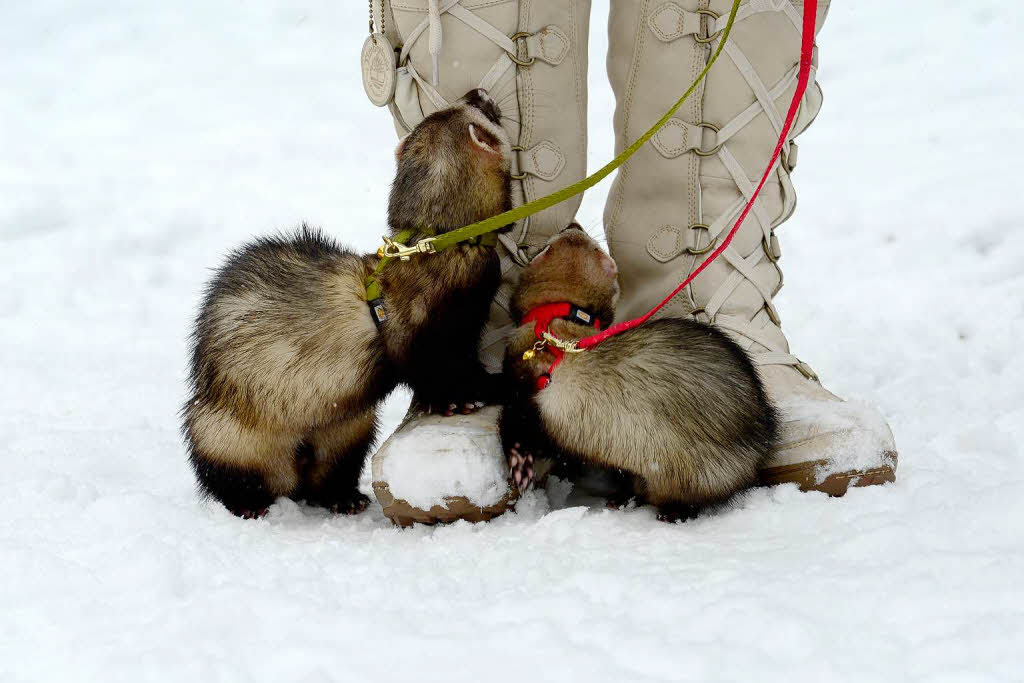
[576,0,817,352]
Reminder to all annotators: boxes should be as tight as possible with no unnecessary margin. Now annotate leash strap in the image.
[365,0,744,300]
[577,0,818,352]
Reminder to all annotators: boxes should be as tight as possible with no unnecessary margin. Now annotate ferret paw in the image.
[232,507,269,520]
[321,492,371,515]
[606,495,634,511]
[655,504,700,524]
[507,443,535,494]
[424,400,487,417]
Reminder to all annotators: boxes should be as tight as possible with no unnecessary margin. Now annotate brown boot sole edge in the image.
[757,451,898,497]
[374,451,898,525]
[373,481,519,527]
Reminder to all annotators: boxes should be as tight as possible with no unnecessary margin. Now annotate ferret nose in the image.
[464,88,502,125]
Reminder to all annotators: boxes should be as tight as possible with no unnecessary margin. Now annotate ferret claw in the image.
[425,400,487,417]
[655,504,700,524]
[327,493,371,515]
[236,507,268,520]
[507,444,534,493]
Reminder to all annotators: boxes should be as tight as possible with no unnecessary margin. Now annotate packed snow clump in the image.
[375,406,508,508]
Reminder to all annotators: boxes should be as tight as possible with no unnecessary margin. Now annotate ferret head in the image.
[510,224,620,327]
[388,89,512,234]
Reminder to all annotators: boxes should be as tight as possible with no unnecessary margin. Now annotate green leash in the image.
[365,0,741,303]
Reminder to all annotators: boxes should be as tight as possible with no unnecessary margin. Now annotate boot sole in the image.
[373,481,518,528]
[374,450,897,525]
[758,451,898,496]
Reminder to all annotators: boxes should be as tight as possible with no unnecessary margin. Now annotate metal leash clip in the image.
[540,331,585,354]
[522,339,547,360]
[377,236,437,261]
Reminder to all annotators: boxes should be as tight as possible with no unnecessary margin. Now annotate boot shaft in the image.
[606,0,829,355]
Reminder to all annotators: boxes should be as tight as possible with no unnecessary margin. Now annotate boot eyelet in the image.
[509,145,528,180]
[694,122,723,156]
[685,223,715,255]
[797,363,819,382]
[509,32,536,66]
[690,308,714,324]
[694,9,723,44]
[762,234,781,263]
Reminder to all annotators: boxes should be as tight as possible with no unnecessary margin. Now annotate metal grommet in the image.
[694,122,722,157]
[685,223,715,255]
[510,144,527,180]
[694,9,723,44]
[509,32,535,66]
[797,362,819,382]
[762,233,782,263]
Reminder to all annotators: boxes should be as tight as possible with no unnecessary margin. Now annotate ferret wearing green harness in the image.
[183,90,511,517]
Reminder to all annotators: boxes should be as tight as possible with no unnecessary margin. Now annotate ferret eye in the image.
[468,124,500,156]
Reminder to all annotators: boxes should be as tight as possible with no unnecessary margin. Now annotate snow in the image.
[2,1,1023,681]
[376,407,508,509]
[774,398,895,480]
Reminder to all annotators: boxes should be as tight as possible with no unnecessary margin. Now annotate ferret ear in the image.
[468,124,500,156]
[599,252,618,277]
[394,136,409,161]
[531,245,551,263]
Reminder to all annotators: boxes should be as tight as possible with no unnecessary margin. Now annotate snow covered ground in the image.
[2,1,1023,680]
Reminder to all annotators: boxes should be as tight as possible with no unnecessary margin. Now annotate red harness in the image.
[520,302,600,389]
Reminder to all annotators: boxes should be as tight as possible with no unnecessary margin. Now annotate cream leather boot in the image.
[363,0,592,523]
[605,0,897,494]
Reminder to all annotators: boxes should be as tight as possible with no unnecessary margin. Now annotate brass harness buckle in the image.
[377,235,438,261]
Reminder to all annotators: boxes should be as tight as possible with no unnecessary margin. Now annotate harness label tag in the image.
[368,298,388,326]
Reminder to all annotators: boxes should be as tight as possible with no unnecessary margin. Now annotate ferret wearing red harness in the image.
[500,225,779,521]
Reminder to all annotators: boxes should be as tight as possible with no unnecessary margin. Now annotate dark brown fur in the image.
[183,90,511,516]
[501,226,779,521]
[372,88,510,407]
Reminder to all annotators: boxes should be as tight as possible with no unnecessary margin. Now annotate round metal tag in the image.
[361,33,396,107]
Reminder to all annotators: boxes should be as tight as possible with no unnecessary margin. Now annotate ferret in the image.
[183,89,511,518]
[500,225,779,521]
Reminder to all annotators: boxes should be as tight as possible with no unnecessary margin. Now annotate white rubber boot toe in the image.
[371,405,517,526]
[757,365,897,495]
